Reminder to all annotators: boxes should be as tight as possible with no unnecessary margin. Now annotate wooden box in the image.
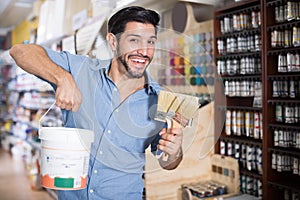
[180,154,240,200]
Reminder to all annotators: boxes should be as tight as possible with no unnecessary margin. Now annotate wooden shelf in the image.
[215,0,260,18]
[240,167,263,180]
[267,47,300,55]
[268,181,300,193]
[268,99,300,104]
[215,27,261,39]
[268,123,300,131]
[220,134,262,147]
[219,74,262,80]
[267,20,300,31]
[268,73,300,79]
[216,51,261,59]
[268,147,300,157]
[217,105,262,111]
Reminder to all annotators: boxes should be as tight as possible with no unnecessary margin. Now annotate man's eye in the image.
[130,39,138,43]
[148,40,156,45]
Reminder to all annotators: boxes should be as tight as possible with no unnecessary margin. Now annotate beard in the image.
[117,56,148,78]
[117,47,152,79]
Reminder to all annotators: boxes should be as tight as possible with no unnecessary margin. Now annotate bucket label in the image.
[41,148,89,178]
[53,177,82,188]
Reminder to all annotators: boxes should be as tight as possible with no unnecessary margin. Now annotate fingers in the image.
[157,142,178,156]
[55,100,73,110]
[158,128,183,156]
[159,127,182,136]
[55,89,82,112]
[159,131,177,143]
[56,99,81,112]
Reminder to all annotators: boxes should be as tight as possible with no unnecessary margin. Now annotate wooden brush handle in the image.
[170,118,182,129]
[161,118,182,161]
[156,118,182,161]
[173,112,190,127]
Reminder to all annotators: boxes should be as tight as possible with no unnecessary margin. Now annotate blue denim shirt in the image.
[44,48,164,200]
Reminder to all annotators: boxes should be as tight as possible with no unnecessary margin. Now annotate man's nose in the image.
[137,46,148,56]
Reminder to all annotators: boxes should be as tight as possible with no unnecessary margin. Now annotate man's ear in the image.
[106,33,117,51]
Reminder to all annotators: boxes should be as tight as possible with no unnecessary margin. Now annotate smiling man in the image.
[113,22,157,78]
[9,6,183,200]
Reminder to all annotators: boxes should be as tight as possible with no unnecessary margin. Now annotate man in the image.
[9,6,183,200]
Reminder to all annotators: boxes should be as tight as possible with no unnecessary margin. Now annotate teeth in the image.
[132,59,145,63]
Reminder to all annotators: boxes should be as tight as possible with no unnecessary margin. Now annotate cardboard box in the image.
[180,154,240,200]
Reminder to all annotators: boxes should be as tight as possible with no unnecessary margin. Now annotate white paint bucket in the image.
[39,127,94,190]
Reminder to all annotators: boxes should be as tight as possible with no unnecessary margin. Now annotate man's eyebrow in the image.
[127,34,157,39]
[150,36,157,39]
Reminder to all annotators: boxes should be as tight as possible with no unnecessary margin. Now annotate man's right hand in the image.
[9,44,82,112]
[55,72,82,112]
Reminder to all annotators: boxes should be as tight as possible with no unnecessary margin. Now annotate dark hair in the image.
[108,6,160,36]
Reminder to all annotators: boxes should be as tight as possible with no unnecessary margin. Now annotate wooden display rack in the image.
[180,154,240,200]
[214,0,300,199]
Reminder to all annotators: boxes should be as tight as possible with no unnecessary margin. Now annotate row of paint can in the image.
[220,10,261,34]
[277,53,300,73]
[275,104,300,124]
[271,27,300,48]
[225,109,263,140]
[283,189,299,200]
[271,152,300,176]
[182,181,227,199]
[273,80,300,99]
[275,1,300,22]
[217,57,262,76]
[217,34,261,55]
[240,175,262,199]
[224,80,261,98]
[274,129,300,149]
[220,140,263,174]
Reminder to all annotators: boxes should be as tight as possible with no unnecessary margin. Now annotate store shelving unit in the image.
[264,0,300,199]
[214,0,263,198]
[214,0,300,199]
[0,57,61,196]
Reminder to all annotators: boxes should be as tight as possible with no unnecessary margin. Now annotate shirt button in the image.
[99,150,103,155]
[107,130,111,134]
[94,170,98,174]
[90,189,94,193]
[115,109,119,112]
[113,88,117,92]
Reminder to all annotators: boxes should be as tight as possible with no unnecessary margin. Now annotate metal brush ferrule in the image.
[173,112,191,127]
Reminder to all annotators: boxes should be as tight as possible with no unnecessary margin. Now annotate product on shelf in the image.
[214,1,263,198]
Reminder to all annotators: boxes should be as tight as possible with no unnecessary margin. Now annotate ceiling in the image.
[0,0,37,35]
[0,0,224,36]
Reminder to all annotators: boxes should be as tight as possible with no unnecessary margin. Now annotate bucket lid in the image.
[39,127,94,144]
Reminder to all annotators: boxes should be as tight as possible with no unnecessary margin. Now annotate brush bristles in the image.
[178,95,201,119]
[173,94,200,127]
[155,90,203,127]
[155,91,176,122]
[167,96,183,119]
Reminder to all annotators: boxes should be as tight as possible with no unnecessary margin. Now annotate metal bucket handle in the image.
[39,100,94,132]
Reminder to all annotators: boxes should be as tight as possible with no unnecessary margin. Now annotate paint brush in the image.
[155,90,177,123]
[156,94,184,161]
[154,90,210,160]
[172,93,210,128]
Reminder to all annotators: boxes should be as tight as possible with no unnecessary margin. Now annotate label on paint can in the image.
[41,148,89,189]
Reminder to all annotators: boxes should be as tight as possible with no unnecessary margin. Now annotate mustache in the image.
[128,54,151,61]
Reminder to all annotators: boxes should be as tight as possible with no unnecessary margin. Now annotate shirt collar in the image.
[96,58,161,95]
[144,71,161,95]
